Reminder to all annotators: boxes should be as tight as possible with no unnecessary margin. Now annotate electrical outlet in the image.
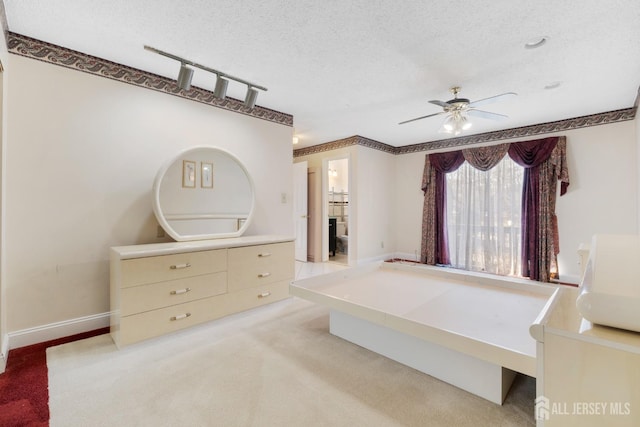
[381,241,384,248]
[281,193,287,203]
[157,225,165,238]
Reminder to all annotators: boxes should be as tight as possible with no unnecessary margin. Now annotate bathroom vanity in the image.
[110,146,295,347]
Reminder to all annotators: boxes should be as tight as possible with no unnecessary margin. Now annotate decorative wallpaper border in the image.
[293,135,396,157]
[4,31,636,153]
[6,32,293,127]
[294,106,637,157]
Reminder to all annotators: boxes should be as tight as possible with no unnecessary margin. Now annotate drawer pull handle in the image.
[258,292,271,299]
[170,288,191,295]
[170,263,191,270]
[170,313,191,321]
[258,253,271,258]
[258,272,271,278]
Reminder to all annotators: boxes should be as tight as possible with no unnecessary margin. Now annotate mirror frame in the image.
[152,145,256,241]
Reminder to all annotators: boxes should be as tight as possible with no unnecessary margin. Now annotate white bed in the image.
[290,262,558,404]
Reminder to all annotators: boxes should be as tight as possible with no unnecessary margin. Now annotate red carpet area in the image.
[0,328,108,427]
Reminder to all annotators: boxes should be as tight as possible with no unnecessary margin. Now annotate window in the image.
[446,156,523,276]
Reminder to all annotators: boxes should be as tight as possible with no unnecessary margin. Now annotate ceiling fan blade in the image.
[428,100,450,108]
[398,111,445,125]
[468,92,517,108]
[467,109,509,120]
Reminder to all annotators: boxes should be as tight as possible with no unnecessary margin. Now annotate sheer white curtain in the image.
[446,156,523,276]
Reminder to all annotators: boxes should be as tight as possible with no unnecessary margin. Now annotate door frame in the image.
[292,161,308,262]
[322,154,352,265]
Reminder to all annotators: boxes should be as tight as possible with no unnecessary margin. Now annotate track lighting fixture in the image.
[213,76,229,100]
[176,63,194,91]
[144,45,267,109]
[244,87,258,109]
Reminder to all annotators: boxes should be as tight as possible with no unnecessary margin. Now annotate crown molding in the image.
[6,32,293,127]
[294,106,637,157]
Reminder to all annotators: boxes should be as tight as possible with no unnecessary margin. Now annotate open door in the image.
[293,161,308,261]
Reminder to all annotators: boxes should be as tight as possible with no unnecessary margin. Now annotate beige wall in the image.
[355,146,396,261]
[295,144,397,264]
[4,55,293,335]
[297,120,638,281]
[637,112,640,230]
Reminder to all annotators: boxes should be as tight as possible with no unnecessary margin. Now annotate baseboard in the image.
[356,253,394,265]
[7,312,110,350]
[0,333,8,373]
[394,252,421,263]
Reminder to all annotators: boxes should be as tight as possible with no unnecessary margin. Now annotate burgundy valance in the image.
[508,137,558,168]
[428,150,465,174]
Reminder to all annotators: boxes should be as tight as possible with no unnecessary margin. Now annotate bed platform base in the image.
[290,262,558,405]
[330,310,517,405]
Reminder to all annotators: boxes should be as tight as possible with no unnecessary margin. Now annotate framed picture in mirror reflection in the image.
[182,160,196,188]
[201,162,213,189]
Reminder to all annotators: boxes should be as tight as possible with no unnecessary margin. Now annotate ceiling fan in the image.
[399,86,517,132]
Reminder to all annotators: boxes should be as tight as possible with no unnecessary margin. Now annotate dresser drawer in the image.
[120,272,227,316]
[227,242,294,291]
[117,296,228,347]
[225,280,290,314]
[121,249,227,288]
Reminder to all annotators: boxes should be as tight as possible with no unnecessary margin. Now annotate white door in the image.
[293,161,308,261]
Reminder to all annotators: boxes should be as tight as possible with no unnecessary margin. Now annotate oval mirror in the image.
[152,146,255,241]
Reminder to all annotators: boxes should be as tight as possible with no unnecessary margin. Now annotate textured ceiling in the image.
[4,0,640,149]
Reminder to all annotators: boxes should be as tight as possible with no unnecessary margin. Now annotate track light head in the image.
[214,76,229,100]
[176,63,194,91]
[244,87,259,109]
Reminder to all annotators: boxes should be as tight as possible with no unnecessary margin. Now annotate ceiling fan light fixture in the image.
[442,115,456,131]
[442,112,471,134]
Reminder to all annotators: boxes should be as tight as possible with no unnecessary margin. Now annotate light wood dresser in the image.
[110,235,294,348]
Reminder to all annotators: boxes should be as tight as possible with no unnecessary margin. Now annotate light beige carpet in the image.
[47,298,535,426]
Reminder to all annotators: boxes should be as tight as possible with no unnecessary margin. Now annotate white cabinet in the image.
[531,287,640,426]
[110,235,294,348]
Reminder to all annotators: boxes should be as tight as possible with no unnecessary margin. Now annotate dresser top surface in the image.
[111,235,294,260]
[540,286,640,354]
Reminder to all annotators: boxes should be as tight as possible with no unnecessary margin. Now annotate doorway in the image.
[326,158,349,265]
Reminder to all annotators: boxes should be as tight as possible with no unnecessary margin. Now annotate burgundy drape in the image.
[421,136,569,282]
[508,137,563,281]
[428,151,465,264]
